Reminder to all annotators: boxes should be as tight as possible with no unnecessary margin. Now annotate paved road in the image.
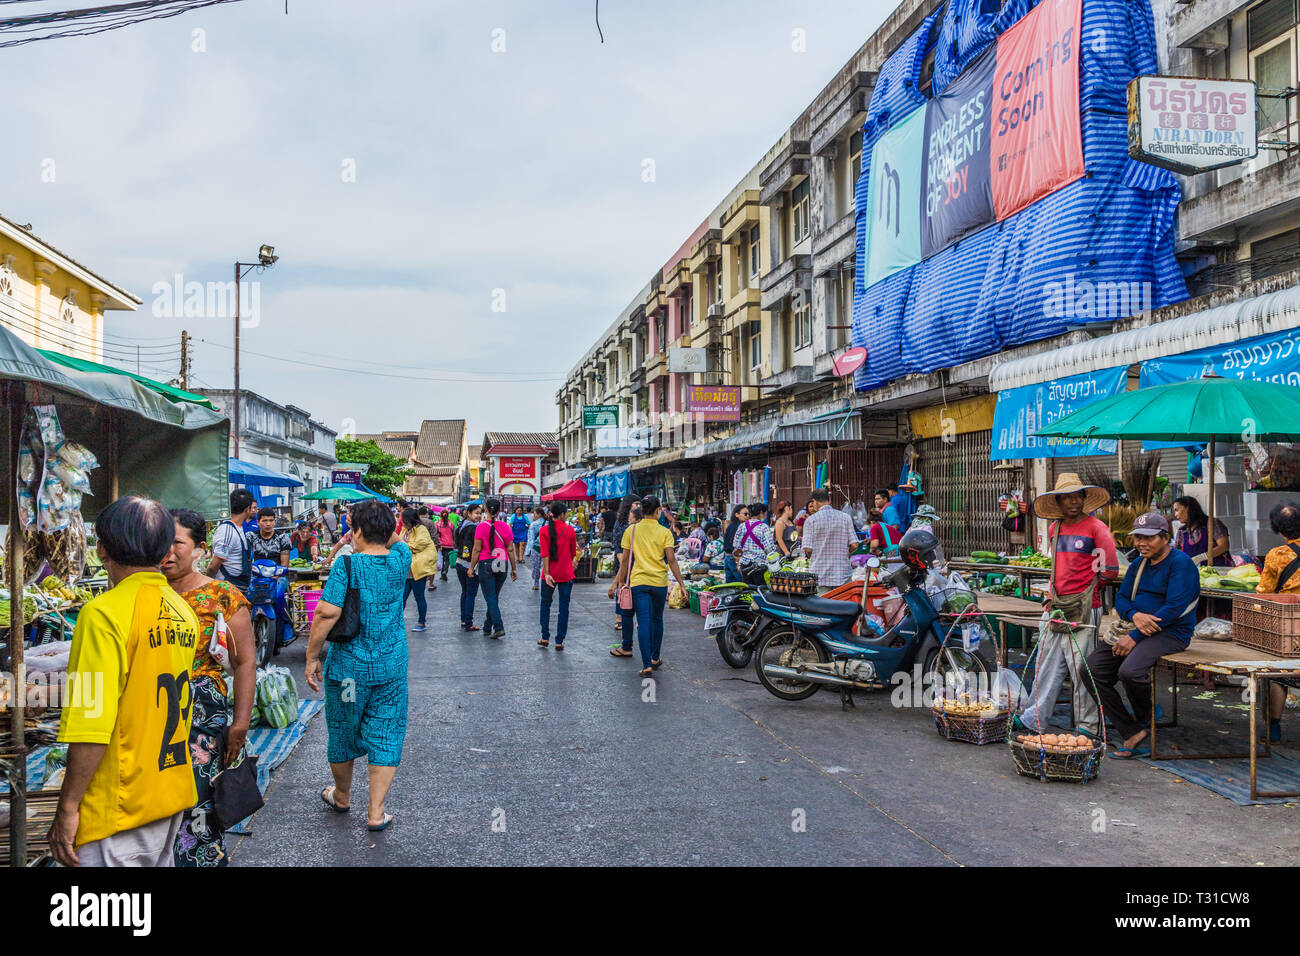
[232,573,1299,866]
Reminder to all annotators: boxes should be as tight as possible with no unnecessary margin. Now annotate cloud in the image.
[1,0,888,440]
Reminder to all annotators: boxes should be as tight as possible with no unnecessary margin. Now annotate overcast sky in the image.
[4,0,889,444]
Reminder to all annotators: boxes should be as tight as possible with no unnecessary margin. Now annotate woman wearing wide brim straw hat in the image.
[1014,472,1119,740]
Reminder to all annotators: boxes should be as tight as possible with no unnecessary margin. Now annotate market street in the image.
[232,577,1300,867]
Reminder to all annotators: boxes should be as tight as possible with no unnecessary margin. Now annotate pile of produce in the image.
[980,575,1019,596]
[0,578,92,626]
[934,692,1004,717]
[970,550,1006,565]
[1199,563,1260,591]
[1009,548,1051,569]
[253,666,299,728]
[1013,732,1097,752]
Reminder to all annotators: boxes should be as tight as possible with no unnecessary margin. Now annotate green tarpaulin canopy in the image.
[0,325,231,519]
[36,348,217,409]
[301,485,375,501]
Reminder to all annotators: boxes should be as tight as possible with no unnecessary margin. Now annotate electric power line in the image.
[0,0,250,49]
[196,337,563,384]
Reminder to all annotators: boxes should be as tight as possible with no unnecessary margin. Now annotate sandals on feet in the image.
[537,639,550,648]
[639,667,654,677]
[321,786,350,813]
[610,647,632,657]
[368,813,394,832]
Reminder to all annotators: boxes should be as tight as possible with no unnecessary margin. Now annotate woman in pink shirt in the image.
[469,498,518,638]
[537,502,579,650]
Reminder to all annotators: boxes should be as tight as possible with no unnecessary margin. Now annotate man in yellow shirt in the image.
[50,495,200,867]
[607,496,687,676]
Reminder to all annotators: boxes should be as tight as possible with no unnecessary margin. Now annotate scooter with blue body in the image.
[247,559,295,668]
[751,555,997,709]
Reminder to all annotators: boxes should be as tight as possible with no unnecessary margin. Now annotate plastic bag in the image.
[993,667,1029,712]
[58,441,99,472]
[254,665,299,728]
[48,458,91,494]
[667,582,688,609]
[209,610,234,672]
[1194,616,1234,641]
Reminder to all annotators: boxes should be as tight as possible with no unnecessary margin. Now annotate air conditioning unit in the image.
[707,302,725,318]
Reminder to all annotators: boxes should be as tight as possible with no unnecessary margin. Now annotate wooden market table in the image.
[1147,638,1300,800]
[974,592,1050,667]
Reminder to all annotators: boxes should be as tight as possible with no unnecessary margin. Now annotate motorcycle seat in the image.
[755,591,861,620]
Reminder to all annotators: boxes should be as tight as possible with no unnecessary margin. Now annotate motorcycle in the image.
[751,555,997,709]
[246,559,295,668]
[705,554,798,668]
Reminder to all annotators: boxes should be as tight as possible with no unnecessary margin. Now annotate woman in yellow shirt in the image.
[402,507,437,632]
[607,496,688,676]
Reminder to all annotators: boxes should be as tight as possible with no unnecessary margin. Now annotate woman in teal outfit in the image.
[305,499,411,832]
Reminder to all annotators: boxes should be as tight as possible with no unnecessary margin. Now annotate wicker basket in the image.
[1231,592,1300,656]
[931,707,1011,745]
[769,570,818,596]
[1008,738,1104,783]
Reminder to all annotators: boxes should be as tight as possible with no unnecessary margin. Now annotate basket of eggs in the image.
[1009,732,1105,783]
[931,693,1012,746]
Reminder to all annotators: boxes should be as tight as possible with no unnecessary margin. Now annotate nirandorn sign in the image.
[1127,76,1257,175]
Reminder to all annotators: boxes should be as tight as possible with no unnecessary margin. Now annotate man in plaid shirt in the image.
[801,489,857,590]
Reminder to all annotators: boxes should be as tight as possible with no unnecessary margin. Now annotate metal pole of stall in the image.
[7,383,27,865]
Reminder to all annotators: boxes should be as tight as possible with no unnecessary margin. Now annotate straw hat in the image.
[1033,472,1110,519]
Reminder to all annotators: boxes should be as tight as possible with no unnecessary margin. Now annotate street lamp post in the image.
[232,244,279,457]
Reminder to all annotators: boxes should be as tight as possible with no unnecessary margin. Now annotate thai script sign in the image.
[1128,75,1257,175]
[991,365,1126,459]
[686,385,741,422]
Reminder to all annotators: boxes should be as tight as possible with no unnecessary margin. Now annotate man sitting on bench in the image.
[1084,512,1200,759]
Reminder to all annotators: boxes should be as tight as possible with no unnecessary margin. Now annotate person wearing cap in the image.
[1015,474,1118,739]
[907,503,942,532]
[1083,511,1200,759]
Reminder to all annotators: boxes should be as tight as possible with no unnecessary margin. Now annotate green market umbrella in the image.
[1035,376,1300,552]
[300,485,375,501]
[1034,376,1300,444]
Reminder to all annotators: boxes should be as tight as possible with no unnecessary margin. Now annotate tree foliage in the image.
[334,438,406,497]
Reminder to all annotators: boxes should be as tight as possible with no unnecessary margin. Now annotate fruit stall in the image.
[0,326,230,866]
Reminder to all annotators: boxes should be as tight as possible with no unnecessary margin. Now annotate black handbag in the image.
[326,553,361,643]
[212,749,264,832]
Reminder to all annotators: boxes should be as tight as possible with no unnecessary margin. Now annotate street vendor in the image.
[1255,501,1300,742]
[1172,495,1230,567]
[248,508,292,567]
[1015,474,1118,740]
[291,520,320,563]
[1083,512,1200,759]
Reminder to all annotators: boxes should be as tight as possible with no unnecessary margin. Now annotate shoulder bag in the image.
[212,743,264,832]
[326,554,361,643]
[618,524,636,610]
[488,520,510,574]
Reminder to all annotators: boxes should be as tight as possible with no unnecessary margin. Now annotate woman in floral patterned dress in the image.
[162,508,258,866]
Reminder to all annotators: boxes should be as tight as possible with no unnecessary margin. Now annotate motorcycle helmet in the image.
[899,527,943,573]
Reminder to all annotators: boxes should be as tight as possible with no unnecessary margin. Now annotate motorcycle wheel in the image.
[924,641,996,698]
[754,627,827,701]
[715,615,754,669]
[254,615,274,669]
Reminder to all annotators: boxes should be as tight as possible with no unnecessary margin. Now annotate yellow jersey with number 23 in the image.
[58,571,200,846]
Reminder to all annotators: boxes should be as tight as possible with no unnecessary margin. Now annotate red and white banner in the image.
[498,457,536,479]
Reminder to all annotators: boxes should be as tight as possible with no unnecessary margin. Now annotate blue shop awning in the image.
[228,457,304,488]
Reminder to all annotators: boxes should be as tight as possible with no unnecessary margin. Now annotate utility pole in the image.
[232,245,279,458]
[179,330,190,390]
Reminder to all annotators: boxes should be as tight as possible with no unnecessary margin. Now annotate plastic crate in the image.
[769,570,818,596]
[1231,592,1300,656]
[688,590,701,614]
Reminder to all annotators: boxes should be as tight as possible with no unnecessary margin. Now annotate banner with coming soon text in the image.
[865,0,1084,286]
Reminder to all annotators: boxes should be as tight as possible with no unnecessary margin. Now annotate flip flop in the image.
[368,813,394,832]
[555,642,564,651]
[321,786,350,813]
[1109,745,1151,759]
[610,647,632,657]
[537,639,550,648]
